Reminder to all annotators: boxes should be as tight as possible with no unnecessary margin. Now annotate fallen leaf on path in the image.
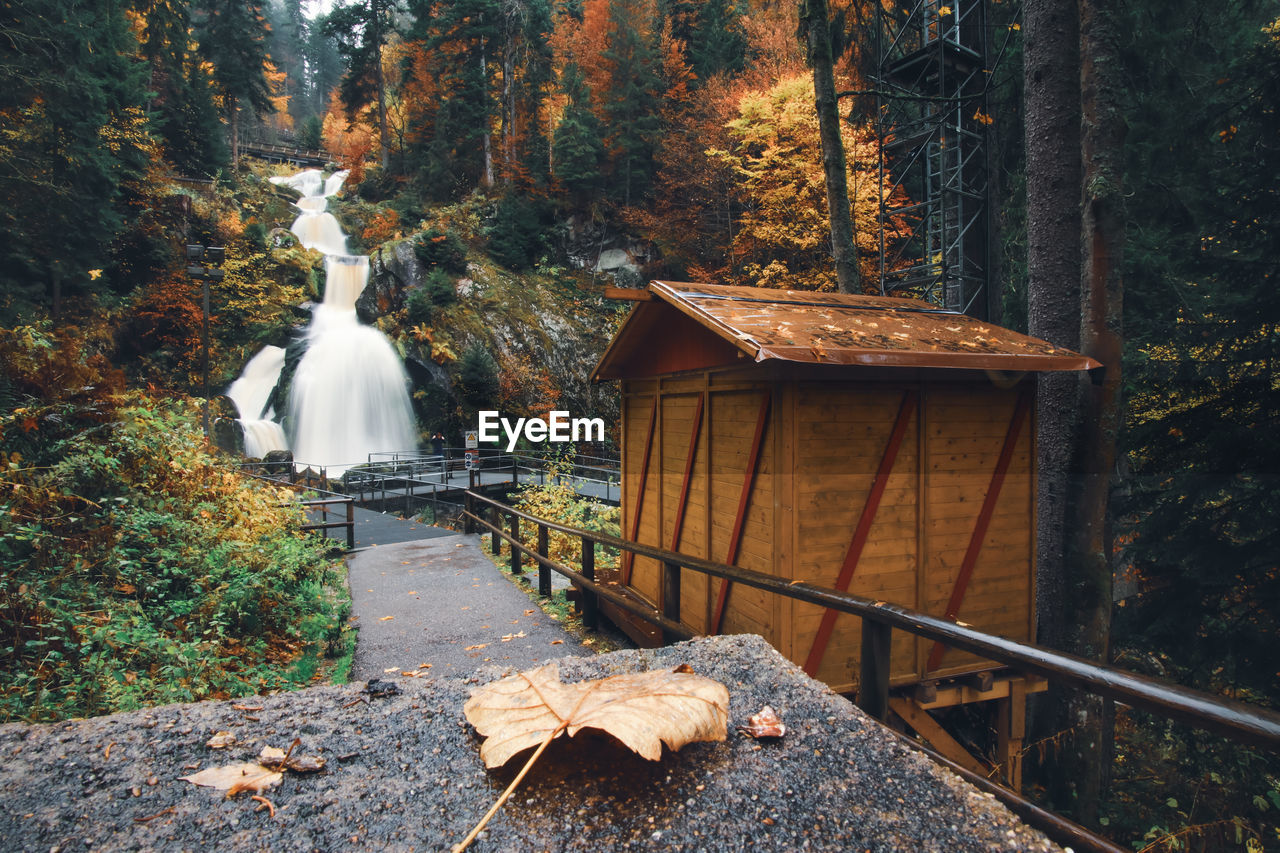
[465,662,729,768]
[180,763,282,797]
[455,663,729,851]
[499,631,526,642]
[383,667,400,673]
[379,616,395,621]
[206,731,237,749]
[408,591,418,595]
[550,640,563,645]
[418,663,432,669]
[465,643,488,651]
[232,704,264,712]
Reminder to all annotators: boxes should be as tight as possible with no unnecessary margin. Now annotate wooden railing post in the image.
[464,490,475,534]
[581,538,598,630]
[662,561,682,645]
[537,523,551,597]
[510,513,522,575]
[858,619,892,721]
[512,456,518,486]
[491,506,501,555]
[345,500,354,550]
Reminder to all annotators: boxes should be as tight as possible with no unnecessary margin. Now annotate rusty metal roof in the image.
[594,281,1100,379]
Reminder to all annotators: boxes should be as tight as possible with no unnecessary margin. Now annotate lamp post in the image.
[186,245,226,439]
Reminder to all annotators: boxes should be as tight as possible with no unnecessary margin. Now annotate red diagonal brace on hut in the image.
[926,391,1032,672]
[711,391,772,634]
[803,392,917,677]
[621,397,658,585]
[669,394,705,552]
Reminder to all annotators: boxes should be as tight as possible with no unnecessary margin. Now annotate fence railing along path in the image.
[461,489,1280,853]
[240,449,621,549]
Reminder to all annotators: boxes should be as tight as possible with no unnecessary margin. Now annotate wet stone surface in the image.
[0,635,1060,852]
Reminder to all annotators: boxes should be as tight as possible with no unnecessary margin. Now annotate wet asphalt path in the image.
[345,534,579,681]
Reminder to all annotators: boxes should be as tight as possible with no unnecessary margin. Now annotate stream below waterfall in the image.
[224,169,418,474]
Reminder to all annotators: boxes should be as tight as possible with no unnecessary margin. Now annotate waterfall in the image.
[223,168,419,474]
[227,345,285,420]
[269,169,324,198]
[288,254,417,474]
[225,345,289,458]
[290,195,347,255]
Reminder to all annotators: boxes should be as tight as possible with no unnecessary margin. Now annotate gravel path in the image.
[346,534,581,680]
[0,635,1061,852]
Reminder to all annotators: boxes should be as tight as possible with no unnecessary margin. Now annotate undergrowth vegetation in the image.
[0,326,351,722]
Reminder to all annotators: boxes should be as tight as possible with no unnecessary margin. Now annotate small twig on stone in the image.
[103,742,116,760]
[252,795,276,818]
[133,806,176,824]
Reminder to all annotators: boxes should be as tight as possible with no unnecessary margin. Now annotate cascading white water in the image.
[288,255,417,474]
[225,167,420,473]
[225,345,289,458]
[323,171,350,196]
[269,169,324,198]
[227,345,285,421]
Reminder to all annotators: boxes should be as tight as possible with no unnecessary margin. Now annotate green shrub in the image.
[455,341,499,410]
[406,286,434,326]
[412,226,468,274]
[425,268,457,307]
[484,195,550,270]
[0,328,352,721]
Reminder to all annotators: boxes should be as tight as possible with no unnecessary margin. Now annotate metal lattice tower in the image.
[875,0,991,317]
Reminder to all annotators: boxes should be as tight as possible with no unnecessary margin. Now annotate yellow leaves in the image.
[937,5,953,16]
[430,341,457,364]
[972,110,994,126]
[1220,125,1238,142]
[87,269,102,281]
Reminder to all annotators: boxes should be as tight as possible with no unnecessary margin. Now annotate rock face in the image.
[361,239,421,324]
[0,635,1062,852]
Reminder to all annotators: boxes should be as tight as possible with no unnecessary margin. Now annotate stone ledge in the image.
[0,634,1060,852]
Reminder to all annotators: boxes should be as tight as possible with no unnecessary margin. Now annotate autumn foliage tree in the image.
[710,75,903,292]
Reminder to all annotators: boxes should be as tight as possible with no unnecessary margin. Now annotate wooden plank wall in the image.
[921,386,1035,677]
[790,384,921,691]
[621,374,1036,690]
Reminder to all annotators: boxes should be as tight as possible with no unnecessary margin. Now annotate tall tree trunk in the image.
[373,6,390,171]
[1062,0,1125,824]
[1023,0,1082,653]
[481,39,494,188]
[229,98,240,167]
[800,0,860,294]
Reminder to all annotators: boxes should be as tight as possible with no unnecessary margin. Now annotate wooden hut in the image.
[593,281,1099,694]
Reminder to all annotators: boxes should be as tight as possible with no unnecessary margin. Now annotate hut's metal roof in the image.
[594,281,1100,379]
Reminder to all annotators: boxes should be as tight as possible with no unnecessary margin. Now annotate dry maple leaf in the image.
[180,762,282,797]
[455,664,729,851]
[464,662,729,769]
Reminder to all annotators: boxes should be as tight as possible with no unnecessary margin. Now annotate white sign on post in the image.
[465,430,478,449]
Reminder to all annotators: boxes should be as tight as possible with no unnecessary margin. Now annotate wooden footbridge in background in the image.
[239,140,334,167]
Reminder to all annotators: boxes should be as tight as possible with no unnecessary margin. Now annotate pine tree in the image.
[602,0,663,207]
[322,0,402,170]
[0,0,150,317]
[552,63,605,201]
[194,0,276,166]
[408,0,502,192]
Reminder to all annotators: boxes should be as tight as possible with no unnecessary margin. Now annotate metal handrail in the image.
[461,490,1280,750]
[461,490,1280,853]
